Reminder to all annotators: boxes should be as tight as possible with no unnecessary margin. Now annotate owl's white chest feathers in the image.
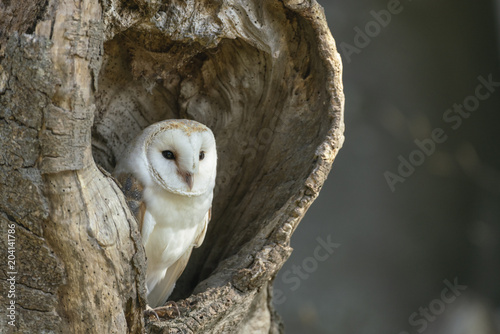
[142,185,212,272]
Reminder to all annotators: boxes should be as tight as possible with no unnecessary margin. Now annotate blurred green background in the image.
[273,1,500,333]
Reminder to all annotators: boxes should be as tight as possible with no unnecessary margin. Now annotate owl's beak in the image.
[184,172,194,190]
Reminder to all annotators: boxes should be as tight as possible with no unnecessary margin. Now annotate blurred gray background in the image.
[273,1,500,333]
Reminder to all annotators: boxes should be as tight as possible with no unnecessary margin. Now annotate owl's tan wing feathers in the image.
[115,172,147,232]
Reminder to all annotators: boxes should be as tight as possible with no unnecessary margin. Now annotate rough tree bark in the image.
[0,0,344,333]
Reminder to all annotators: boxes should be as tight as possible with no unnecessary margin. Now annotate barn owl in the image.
[113,119,217,308]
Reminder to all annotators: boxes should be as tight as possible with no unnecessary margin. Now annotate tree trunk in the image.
[0,0,344,333]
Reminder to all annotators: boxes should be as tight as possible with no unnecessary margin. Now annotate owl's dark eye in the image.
[162,150,175,160]
[199,151,205,160]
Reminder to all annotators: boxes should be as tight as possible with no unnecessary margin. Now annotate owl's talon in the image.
[144,305,160,321]
[153,301,181,319]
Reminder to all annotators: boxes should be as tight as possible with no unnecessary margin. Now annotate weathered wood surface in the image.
[0,0,344,332]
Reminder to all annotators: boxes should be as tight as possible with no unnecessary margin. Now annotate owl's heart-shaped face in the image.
[145,120,217,197]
